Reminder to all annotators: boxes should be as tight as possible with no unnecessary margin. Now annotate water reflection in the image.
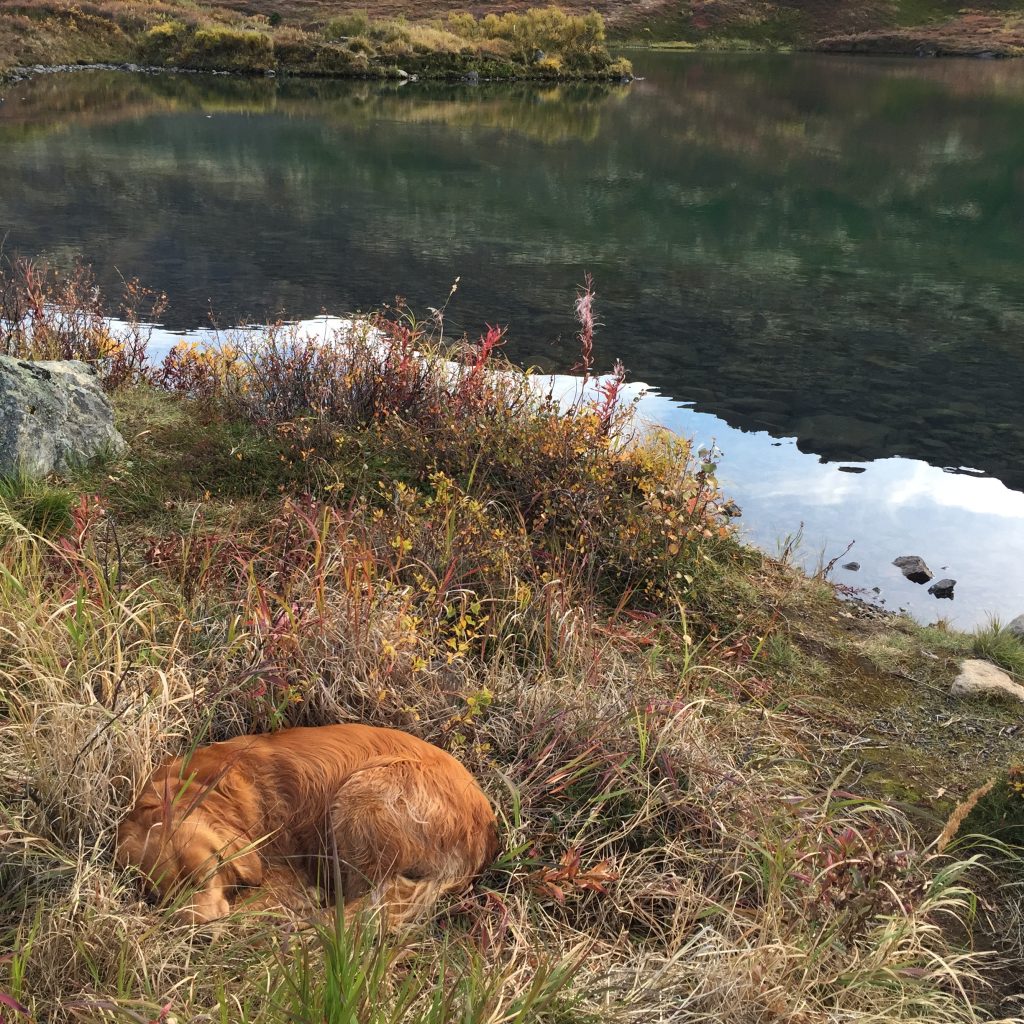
[2,54,1024,625]
[640,390,1024,625]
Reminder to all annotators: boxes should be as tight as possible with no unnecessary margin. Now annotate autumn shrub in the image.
[468,8,610,69]
[153,303,728,613]
[324,10,370,40]
[316,7,629,78]
[0,256,160,389]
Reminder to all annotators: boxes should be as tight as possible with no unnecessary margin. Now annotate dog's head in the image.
[117,811,263,924]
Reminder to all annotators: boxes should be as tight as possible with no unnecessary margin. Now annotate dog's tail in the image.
[344,873,464,929]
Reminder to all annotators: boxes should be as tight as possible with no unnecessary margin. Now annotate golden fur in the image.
[116,724,498,926]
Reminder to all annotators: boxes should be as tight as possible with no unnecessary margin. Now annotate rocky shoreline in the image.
[1,60,633,86]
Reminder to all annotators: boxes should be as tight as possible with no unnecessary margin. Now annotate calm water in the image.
[2,53,1023,626]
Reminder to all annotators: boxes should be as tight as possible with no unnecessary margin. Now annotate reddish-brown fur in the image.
[116,724,499,926]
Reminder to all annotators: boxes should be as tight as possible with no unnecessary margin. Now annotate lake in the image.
[1,52,1023,627]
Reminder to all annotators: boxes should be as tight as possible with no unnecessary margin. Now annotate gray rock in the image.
[1005,614,1024,640]
[843,561,860,571]
[928,578,955,599]
[0,356,125,478]
[464,70,480,84]
[893,555,933,584]
[951,659,1024,703]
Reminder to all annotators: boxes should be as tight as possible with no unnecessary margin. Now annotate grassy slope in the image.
[619,0,1024,52]
[0,263,1022,1021]
[0,2,632,79]
[207,0,1024,53]
[3,0,1024,74]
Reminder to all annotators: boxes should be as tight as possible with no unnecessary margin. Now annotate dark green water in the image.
[2,53,1023,624]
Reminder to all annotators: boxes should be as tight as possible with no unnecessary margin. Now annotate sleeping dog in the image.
[117,724,498,926]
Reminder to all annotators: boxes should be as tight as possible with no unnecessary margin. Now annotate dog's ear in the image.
[220,836,263,889]
[115,817,144,871]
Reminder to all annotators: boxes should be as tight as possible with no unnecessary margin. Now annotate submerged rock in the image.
[843,561,860,571]
[928,578,956,599]
[893,555,933,584]
[951,660,1024,703]
[0,356,125,478]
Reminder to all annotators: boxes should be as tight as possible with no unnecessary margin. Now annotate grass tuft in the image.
[972,619,1024,680]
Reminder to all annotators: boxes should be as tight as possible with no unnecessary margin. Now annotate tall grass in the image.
[0,264,1017,1021]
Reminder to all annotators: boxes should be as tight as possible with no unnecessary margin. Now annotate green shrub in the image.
[188,26,275,73]
[137,20,190,66]
[345,34,375,56]
[138,22,275,73]
[972,619,1024,679]
[273,33,361,75]
[324,10,371,40]
[478,8,607,64]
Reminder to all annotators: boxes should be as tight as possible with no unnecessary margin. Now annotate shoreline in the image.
[631,39,1020,58]
[4,41,1016,87]
[1,60,634,86]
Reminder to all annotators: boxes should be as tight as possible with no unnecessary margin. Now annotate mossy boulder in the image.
[0,356,125,478]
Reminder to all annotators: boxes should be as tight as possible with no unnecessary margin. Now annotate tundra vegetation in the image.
[3,0,1023,76]
[0,4,631,79]
[0,258,1022,1022]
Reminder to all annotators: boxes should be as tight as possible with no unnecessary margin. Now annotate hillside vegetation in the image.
[0,4,631,79]
[0,259,1023,1021]
[5,0,1024,77]
[625,0,1024,54]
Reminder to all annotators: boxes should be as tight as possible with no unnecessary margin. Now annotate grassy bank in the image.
[0,259,1023,1021]
[0,4,631,80]
[615,0,1024,55]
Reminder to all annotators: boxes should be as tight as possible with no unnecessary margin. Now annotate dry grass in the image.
[1,262,1022,1021]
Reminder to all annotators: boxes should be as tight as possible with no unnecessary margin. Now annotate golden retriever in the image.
[116,724,498,927]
